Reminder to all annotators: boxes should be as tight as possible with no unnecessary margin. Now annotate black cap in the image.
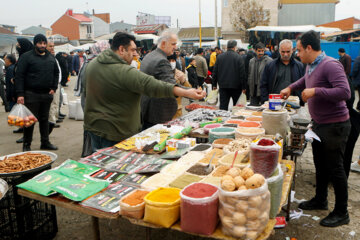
[338,48,345,53]
[33,34,47,45]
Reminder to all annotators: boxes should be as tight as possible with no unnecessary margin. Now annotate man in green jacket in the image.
[84,32,205,152]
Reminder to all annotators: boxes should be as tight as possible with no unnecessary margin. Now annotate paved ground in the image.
[1,76,359,240]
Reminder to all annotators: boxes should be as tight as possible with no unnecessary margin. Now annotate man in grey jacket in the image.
[140,31,179,130]
[248,42,272,106]
[194,48,208,88]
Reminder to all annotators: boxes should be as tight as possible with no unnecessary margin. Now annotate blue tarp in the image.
[321,42,360,60]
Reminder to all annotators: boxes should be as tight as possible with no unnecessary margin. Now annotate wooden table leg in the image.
[91,216,100,240]
[146,227,151,240]
[285,187,292,222]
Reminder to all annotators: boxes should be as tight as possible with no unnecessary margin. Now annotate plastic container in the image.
[219,182,270,240]
[203,123,222,134]
[143,187,181,228]
[180,183,219,235]
[0,178,8,200]
[209,128,236,144]
[262,109,288,140]
[225,119,244,126]
[75,99,84,121]
[212,138,234,149]
[245,116,262,122]
[235,127,265,140]
[119,190,149,219]
[218,153,249,169]
[250,139,281,178]
[266,165,283,219]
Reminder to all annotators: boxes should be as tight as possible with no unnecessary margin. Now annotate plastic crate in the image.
[0,169,58,240]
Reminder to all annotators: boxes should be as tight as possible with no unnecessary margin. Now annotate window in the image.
[87,25,92,34]
[224,0,228,7]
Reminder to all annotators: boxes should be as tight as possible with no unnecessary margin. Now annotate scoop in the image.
[205,153,216,174]
[230,150,239,168]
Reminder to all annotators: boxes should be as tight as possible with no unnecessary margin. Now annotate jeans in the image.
[88,131,118,153]
[23,91,53,145]
[312,120,351,213]
[219,88,241,111]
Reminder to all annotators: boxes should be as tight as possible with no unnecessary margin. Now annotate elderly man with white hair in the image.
[260,39,305,104]
[140,31,181,130]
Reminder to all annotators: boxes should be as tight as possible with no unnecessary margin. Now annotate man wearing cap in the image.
[15,34,59,151]
[338,48,352,77]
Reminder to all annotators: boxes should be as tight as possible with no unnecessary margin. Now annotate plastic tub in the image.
[208,128,236,144]
[245,116,262,122]
[218,153,249,169]
[235,127,265,140]
[119,190,150,219]
[143,187,181,228]
[180,183,219,235]
[203,123,222,134]
[225,120,244,126]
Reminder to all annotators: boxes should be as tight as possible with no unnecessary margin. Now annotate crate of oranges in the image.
[7,104,38,128]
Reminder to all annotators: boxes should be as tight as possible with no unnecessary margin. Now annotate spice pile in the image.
[185,103,216,111]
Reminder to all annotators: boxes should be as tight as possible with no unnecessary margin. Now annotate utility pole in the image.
[199,0,202,48]
[214,0,218,47]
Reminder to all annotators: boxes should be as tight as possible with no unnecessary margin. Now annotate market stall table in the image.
[17,160,295,240]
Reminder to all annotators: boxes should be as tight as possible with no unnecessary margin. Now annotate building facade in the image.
[21,25,52,37]
[278,0,338,26]
[51,9,94,41]
[110,21,134,33]
[90,15,110,38]
[221,0,279,40]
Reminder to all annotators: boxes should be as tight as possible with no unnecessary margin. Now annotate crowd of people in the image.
[1,30,360,228]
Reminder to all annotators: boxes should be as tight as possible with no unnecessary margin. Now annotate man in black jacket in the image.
[15,34,59,151]
[260,39,305,104]
[212,40,246,110]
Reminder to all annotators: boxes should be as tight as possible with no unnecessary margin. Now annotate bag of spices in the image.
[266,164,283,219]
[250,138,280,178]
[119,189,150,219]
[180,183,219,235]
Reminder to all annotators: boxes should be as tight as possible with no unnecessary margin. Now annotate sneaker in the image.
[320,211,350,227]
[23,143,31,152]
[298,198,328,210]
[16,137,24,144]
[350,161,360,172]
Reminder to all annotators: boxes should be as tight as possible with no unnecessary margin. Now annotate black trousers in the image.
[312,120,351,213]
[0,81,9,111]
[197,77,205,88]
[219,88,241,111]
[344,122,360,178]
[23,91,53,145]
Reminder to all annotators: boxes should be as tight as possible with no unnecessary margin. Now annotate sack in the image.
[236,92,247,107]
[206,89,219,105]
[7,104,38,127]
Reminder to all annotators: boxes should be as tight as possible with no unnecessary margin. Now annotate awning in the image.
[248,25,341,34]
[322,29,360,38]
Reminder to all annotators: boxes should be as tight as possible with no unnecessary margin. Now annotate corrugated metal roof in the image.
[133,24,166,34]
[178,27,221,39]
[0,27,15,34]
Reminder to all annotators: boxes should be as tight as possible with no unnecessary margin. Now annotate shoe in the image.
[298,198,328,210]
[23,143,31,152]
[320,211,350,227]
[13,128,24,134]
[53,124,60,128]
[56,119,63,123]
[350,161,360,172]
[58,116,65,120]
[40,142,58,150]
[16,137,24,144]
[59,113,66,117]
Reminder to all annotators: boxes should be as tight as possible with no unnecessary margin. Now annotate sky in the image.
[0,0,359,32]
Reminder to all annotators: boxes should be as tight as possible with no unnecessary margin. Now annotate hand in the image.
[187,88,206,100]
[212,87,217,90]
[280,87,291,100]
[11,78,14,84]
[17,97,24,104]
[301,88,316,102]
[242,89,246,94]
[49,90,55,95]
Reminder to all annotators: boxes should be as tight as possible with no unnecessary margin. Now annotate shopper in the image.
[248,42,272,106]
[0,54,9,112]
[175,49,185,73]
[281,30,351,227]
[212,40,246,110]
[15,34,59,151]
[140,31,180,130]
[209,47,220,72]
[4,54,16,110]
[260,39,304,103]
[67,51,74,76]
[186,58,198,88]
[194,48,208,88]
[72,50,86,75]
[338,48,351,77]
[84,32,205,152]
[351,54,360,110]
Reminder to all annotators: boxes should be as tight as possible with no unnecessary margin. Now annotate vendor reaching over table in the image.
[280,30,351,228]
[84,32,205,153]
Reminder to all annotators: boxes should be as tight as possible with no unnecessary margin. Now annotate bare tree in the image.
[230,0,270,41]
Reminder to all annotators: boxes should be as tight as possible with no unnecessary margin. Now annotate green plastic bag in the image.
[51,176,109,201]
[57,159,100,179]
[17,170,69,196]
